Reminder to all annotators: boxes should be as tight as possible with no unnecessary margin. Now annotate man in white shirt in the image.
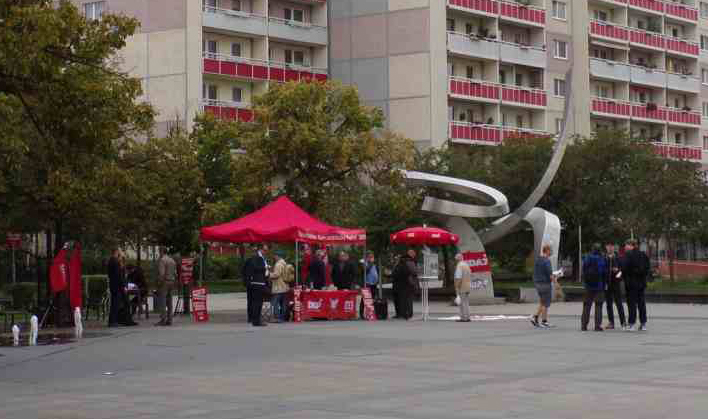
[454,253,472,322]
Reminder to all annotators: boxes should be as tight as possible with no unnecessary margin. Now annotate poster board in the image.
[191,287,209,322]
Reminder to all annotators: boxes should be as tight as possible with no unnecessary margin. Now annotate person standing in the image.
[393,249,418,320]
[155,246,177,326]
[581,244,607,331]
[243,244,270,326]
[107,249,125,327]
[269,251,288,323]
[454,253,472,322]
[623,239,649,332]
[308,250,326,290]
[332,251,356,290]
[604,242,626,330]
[363,252,379,298]
[531,244,557,328]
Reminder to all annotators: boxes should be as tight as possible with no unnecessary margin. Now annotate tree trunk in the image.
[441,246,453,289]
[668,238,675,283]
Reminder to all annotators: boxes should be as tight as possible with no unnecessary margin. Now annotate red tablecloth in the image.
[299,290,359,321]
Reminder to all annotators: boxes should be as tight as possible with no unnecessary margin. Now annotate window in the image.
[294,51,305,65]
[703,69,708,84]
[202,83,218,100]
[232,87,242,103]
[285,49,292,64]
[515,73,523,87]
[703,102,708,117]
[555,118,564,134]
[447,19,455,32]
[516,115,523,128]
[204,39,217,55]
[593,10,607,22]
[674,97,680,108]
[204,0,217,7]
[465,23,474,35]
[552,1,566,20]
[284,8,304,23]
[554,40,568,59]
[702,2,708,19]
[231,0,241,12]
[84,1,105,21]
[596,85,609,98]
[637,20,645,30]
[702,35,708,50]
[499,70,507,84]
[466,66,474,79]
[231,43,241,57]
[703,136,708,150]
[554,79,566,97]
[675,133,683,144]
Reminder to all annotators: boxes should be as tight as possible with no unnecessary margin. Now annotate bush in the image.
[4,283,37,311]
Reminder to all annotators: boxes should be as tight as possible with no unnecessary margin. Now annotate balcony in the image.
[268,17,327,46]
[203,53,328,83]
[631,103,667,122]
[448,76,500,103]
[629,29,666,51]
[502,127,550,141]
[665,2,699,22]
[447,32,499,61]
[591,97,632,119]
[630,65,666,88]
[667,72,700,93]
[447,0,499,16]
[589,20,630,43]
[201,100,254,122]
[665,36,700,57]
[652,142,703,162]
[628,0,664,14]
[590,58,630,82]
[665,107,701,127]
[449,122,502,146]
[501,85,546,108]
[202,6,267,37]
[499,42,546,68]
[498,0,545,27]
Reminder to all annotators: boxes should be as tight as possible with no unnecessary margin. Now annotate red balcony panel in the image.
[270,67,285,82]
[590,21,630,41]
[238,109,254,122]
[500,1,545,25]
[592,99,631,117]
[314,73,328,82]
[665,3,699,21]
[252,64,269,79]
[629,0,664,13]
[653,144,703,162]
[236,63,253,78]
[300,71,313,82]
[630,30,665,49]
[632,104,666,121]
[666,38,699,56]
[221,107,238,120]
[220,61,236,76]
[285,69,300,82]
[204,105,221,117]
[449,0,499,14]
[667,110,701,126]
[204,58,220,73]
[501,86,545,106]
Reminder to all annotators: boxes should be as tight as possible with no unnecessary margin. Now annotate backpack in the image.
[284,264,295,284]
[639,251,653,282]
[583,254,603,288]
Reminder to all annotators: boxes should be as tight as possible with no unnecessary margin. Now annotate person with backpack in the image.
[622,239,649,331]
[581,244,608,331]
[393,249,418,320]
[604,242,626,330]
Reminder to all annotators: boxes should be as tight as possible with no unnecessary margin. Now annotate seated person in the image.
[126,265,148,316]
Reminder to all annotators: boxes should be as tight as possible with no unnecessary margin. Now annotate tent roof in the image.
[199,196,366,245]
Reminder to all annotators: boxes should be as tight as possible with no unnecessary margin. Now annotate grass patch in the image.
[201,280,246,294]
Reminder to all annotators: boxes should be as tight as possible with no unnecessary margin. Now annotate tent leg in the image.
[295,241,299,287]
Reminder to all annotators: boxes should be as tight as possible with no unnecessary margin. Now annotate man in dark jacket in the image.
[581,244,607,331]
[393,249,418,320]
[604,242,626,330]
[107,249,124,327]
[332,251,356,290]
[307,250,326,290]
[243,244,270,326]
[622,239,649,331]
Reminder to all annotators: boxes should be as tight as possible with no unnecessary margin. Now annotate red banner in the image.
[299,290,358,321]
[293,286,303,323]
[69,243,82,309]
[180,258,194,285]
[5,233,21,248]
[361,288,377,321]
[49,249,69,294]
[462,251,491,273]
[191,287,209,322]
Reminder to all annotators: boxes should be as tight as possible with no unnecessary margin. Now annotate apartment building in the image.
[73,0,328,133]
[329,0,708,165]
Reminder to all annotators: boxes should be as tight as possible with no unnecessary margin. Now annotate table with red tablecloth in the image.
[297,289,359,321]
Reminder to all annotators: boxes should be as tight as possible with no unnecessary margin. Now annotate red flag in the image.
[49,249,69,293]
[69,243,82,309]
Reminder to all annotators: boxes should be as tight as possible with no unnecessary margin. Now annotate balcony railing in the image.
[652,142,703,162]
[203,53,328,83]
[591,97,632,118]
[499,0,545,26]
[665,35,700,57]
[665,107,701,126]
[590,58,631,82]
[629,0,664,14]
[449,76,500,101]
[447,0,499,15]
[202,6,267,36]
[449,121,549,145]
[631,102,667,122]
[665,2,699,22]
[268,17,328,45]
[590,20,630,42]
[629,28,666,50]
[502,127,550,140]
[201,100,254,122]
[501,84,547,107]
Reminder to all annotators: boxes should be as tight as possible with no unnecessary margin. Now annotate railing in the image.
[502,127,550,140]
[664,35,700,56]
[652,142,703,161]
[629,28,666,49]
[498,0,545,25]
[201,100,254,122]
[589,20,630,42]
[268,16,327,30]
[631,103,668,121]
[449,76,500,101]
[447,0,499,14]
[449,122,502,145]
[629,0,664,14]
[202,6,266,21]
[591,97,632,117]
[501,84,547,107]
[203,53,328,83]
[665,2,699,22]
[665,107,701,126]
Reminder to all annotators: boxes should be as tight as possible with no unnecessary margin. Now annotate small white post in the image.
[29,316,38,346]
[12,325,20,347]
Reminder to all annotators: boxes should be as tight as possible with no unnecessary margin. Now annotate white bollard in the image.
[12,325,20,347]
[29,315,38,346]
[74,307,83,339]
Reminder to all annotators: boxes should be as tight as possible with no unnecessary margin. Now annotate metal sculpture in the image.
[403,70,574,300]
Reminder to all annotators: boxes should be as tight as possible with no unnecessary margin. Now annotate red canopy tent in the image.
[199,196,366,244]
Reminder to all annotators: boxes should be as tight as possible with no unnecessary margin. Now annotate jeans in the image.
[158,286,173,324]
[396,286,414,319]
[247,285,264,325]
[271,293,286,322]
[626,283,647,326]
[458,291,470,321]
[581,289,604,329]
[605,282,626,326]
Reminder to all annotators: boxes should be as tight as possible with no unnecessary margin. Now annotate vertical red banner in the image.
[361,288,377,321]
[191,287,209,322]
[181,258,194,285]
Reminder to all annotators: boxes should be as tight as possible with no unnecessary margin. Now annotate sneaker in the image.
[594,327,604,332]
[540,322,554,328]
[640,324,647,332]
[530,317,539,327]
[626,324,638,332]
[620,324,627,331]
[605,323,615,330]
[581,327,588,332]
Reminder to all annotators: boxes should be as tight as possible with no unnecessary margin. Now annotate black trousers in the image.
[247,285,265,325]
[626,284,647,325]
[396,286,414,319]
[605,282,626,326]
[581,289,604,329]
[108,290,122,325]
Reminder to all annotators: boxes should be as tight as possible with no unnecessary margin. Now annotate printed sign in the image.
[5,233,21,248]
[360,288,377,321]
[293,286,302,323]
[180,258,195,285]
[463,251,491,273]
[423,251,439,278]
[191,287,209,322]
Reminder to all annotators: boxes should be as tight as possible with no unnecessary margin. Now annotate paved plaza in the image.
[1,297,707,419]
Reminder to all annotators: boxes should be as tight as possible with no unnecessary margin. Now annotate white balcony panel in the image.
[268,19,327,46]
[447,33,500,61]
[590,59,630,82]
[667,73,700,93]
[629,66,666,88]
[203,10,267,37]
[499,43,546,68]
